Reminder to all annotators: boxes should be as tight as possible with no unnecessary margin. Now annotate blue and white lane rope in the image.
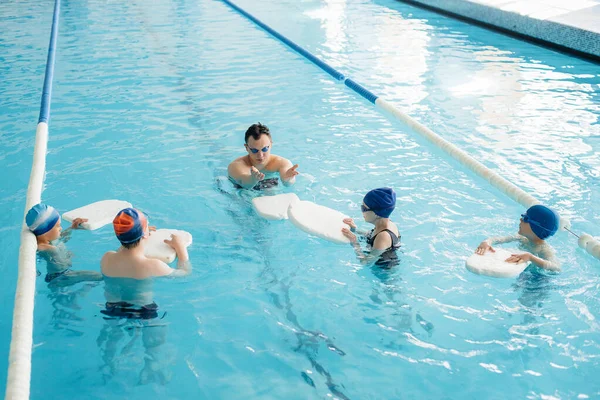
[6,0,61,399]
[219,0,600,261]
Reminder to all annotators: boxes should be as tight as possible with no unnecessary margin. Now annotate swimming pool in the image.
[1,0,599,398]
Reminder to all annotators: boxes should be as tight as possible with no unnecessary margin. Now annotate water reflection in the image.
[216,173,351,398]
[96,318,171,385]
[46,283,97,335]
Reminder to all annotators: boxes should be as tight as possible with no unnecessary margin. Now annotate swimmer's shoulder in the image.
[372,232,392,250]
[228,156,252,180]
[100,251,118,273]
[229,155,251,169]
[269,153,290,165]
[37,243,56,252]
[388,221,400,237]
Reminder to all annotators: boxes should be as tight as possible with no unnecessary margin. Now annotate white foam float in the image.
[465,248,528,278]
[62,200,132,230]
[145,229,193,264]
[288,200,350,244]
[252,193,299,220]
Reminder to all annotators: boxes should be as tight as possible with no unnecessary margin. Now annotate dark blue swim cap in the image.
[523,205,559,240]
[363,188,396,218]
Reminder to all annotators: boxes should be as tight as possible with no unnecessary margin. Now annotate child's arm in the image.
[505,250,560,272]
[342,227,386,266]
[162,234,192,277]
[476,235,524,254]
[60,218,88,243]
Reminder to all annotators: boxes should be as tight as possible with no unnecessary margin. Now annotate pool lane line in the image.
[219,0,600,261]
[6,0,61,399]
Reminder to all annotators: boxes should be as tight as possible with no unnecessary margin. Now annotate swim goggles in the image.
[521,213,550,233]
[247,145,270,154]
[361,204,370,213]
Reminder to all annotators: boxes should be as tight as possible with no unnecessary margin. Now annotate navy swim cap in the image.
[113,208,148,244]
[363,187,396,218]
[523,205,559,240]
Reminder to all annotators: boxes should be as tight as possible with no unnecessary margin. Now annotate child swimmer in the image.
[26,203,103,286]
[476,205,561,272]
[342,188,401,268]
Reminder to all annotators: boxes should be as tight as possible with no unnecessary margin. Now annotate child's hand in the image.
[505,253,531,264]
[475,241,494,255]
[148,226,157,235]
[164,234,185,251]
[343,218,357,231]
[341,227,357,243]
[70,218,88,229]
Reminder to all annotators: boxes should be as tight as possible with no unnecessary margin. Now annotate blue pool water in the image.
[1,0,600,398]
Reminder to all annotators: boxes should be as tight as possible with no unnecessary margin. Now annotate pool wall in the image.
[396,0,600,61]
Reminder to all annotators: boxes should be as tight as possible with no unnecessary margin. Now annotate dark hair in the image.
[244,123,271,143]
[121,238,142,249]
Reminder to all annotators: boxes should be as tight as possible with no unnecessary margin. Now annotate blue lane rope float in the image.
[38,0,60,124]
[6,0,62,398]
[344,78,378,104]
[219,0,600,261]
[221,0,345,82]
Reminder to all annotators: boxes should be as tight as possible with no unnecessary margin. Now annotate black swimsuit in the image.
[230,176,279,190]
[45,269,69,283]
[366,229,401,268]
[101,301,160,320]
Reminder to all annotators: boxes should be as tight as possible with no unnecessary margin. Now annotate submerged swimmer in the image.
[228,122,299,190]
[100,208,191,319]
[476,205,561,272]
[341,188,401,268]
[26,203,102,287]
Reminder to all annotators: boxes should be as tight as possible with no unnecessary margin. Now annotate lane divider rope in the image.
[6,0,61,398]
[220,0,600,260]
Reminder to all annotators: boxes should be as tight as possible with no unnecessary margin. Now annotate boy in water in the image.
[341,188,401,268]
[100,208,191,318]
[228,123,299,190]
[26,203,102,287]
[99,208,190,384]
[476,205,561,272]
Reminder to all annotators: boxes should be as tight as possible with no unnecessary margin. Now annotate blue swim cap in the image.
[26,203,60,236]
[523,205,559,240]
[363,187,396,218]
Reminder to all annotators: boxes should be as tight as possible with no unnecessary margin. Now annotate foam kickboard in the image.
[252,193,300,220]
[465,248,528,278]
[288,200,350,244]
[62,200,132,230]
[145,229,192,264]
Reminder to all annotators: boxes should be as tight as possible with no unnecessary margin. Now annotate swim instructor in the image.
[228,123,299,190]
